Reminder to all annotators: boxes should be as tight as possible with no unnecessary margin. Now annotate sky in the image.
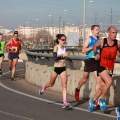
[0,0,120,30]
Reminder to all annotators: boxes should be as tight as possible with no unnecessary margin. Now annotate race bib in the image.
[12,46,18,52]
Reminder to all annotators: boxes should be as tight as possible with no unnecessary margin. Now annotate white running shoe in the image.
[39,84,45,95]
[62,103,72,109]
[116,107,120,120]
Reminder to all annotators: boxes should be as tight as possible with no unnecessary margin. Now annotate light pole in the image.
[99,23,102,33]
[59,16,61,34]
[118,21,120,32]
[68,23,70,31]
[35,19,39,45]
[89,1,94,36]
[83,0,86,43]
[63,10,68,34]
[49,15,54,36]
[26,22,29,27]
[36,19,39,28]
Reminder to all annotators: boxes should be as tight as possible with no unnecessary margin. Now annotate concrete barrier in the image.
[25,61,120,106]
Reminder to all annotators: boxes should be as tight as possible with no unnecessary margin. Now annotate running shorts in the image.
[97,66,113,77]
[8,52,19,60]
[52,66,66,75]
[0,54,4,57]
[84,58,99,72]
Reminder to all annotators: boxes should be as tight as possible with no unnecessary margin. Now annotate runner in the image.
[39,34,71,109]
[116,107,120,120]
[0,34,5,76]
[5,31,22,80]
[74,25,101,107]
[88,26,120,112]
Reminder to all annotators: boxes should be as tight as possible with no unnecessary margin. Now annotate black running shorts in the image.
[52,66,66,75]
[84,58,99,72]
[97,66,113,77]
[0,54,4,57]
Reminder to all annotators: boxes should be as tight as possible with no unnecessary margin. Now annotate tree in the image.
[36,30,54,47]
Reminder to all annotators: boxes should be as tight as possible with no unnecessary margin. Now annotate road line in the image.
[0,110,34,120]
[0,70,117,119]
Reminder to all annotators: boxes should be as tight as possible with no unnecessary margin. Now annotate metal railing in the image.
[25,48,120,70]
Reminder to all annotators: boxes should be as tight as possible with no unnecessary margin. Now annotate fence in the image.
[25,48,120,70]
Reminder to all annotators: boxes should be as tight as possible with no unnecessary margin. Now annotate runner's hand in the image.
[64,52,70,57]
[95,54,100,60]
[117,52,120,58]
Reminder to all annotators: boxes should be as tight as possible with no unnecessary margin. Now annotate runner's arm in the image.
[117,41,120,57]
[5,40,12,49]
[82,37,92,54]
[93,39,103,52]
[53,46,61,61]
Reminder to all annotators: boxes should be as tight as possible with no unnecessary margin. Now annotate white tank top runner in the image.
[57,45,66,61]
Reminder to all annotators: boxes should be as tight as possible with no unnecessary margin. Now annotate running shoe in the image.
[98,98,107,111]
[75,88,80,100]
[88,99,95,112]
[0,71,2,76]
[39,84,45,95]
[116,107,120,120]
[62,102,71,109]
[95,100,100,107]
[11,76,14,81]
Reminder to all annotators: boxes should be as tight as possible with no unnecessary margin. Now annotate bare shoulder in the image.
[53,45,58,52]
[85,37,91,43]
[83,37,90,47]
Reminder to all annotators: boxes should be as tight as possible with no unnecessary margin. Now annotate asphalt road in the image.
[0,62,117,120]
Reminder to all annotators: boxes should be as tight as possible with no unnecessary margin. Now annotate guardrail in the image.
[25,48,120,70]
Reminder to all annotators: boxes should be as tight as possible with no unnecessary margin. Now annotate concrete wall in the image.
[25,61,120,106]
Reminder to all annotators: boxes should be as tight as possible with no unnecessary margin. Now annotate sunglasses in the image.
[60,39,66,41]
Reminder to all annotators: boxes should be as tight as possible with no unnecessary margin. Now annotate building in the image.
[0,26,13,35]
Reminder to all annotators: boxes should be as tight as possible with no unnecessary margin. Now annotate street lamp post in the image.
[36,19,39,28]
[35,19,39,45]
[83,0,86,44]
[59,16,61,34]
[26,22,29,27]
[48,15,53,46]
[63,10,68,34]
[89,1,94,36]
[49,15,54,36]
[99,23,102,33]
[118,21,120,32]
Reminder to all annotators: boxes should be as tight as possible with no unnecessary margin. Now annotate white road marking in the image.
[18,60,23,62]
[0,70,117,119]
[0,110,34,120]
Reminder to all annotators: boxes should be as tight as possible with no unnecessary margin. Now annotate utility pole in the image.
[95,13,97,24]
[59,16,61,34]
[83,0,86,43]
[52,17,54,37]
[47,19,49,45]
[110,7,112,25]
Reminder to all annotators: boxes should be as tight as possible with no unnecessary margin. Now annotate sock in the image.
[76,88,80,92]
[42,84,46,90]
[63,100,67,105]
